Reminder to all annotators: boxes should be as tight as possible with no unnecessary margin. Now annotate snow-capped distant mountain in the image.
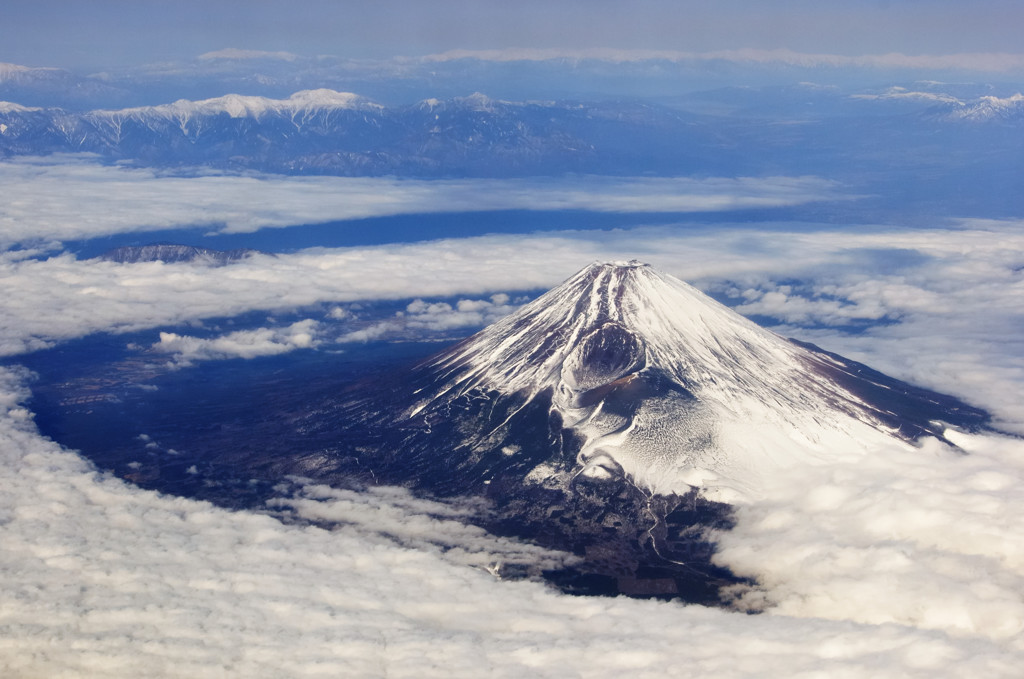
[850,86,963,105]
[943,93,1024,122]
[0,62,127,108]
[417,92,518,113]
[0,101,41,114]
[0,62,68,85]
[97,244,261,265]
[2,86,1023,209]
[0,89,707,176]
[91,89,381,123]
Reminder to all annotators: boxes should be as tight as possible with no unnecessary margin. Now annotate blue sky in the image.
[4,0,1024,71]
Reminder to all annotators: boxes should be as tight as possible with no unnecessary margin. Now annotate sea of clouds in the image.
[0,156,844,246]
[1,157,1023,677]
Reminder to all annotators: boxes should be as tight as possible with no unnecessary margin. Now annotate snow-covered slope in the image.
[0,88,670,176]
[81,89,383,142]
[90,88,380,122]
[97,243,260,265]
[0,101,41,114]
[402,261,987,500]
[945,93,1024,122]
[0,62,66,85]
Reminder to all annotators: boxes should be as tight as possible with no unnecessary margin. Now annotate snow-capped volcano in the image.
[283,260,987,596]
[401,260,986,501]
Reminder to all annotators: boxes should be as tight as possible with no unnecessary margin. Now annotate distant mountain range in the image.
[2,87,1022,180]
[0,89,723,176]
[6,51,1024,109]
[0,62,127,108]
[943,93,1024,122]
[97,243,261,264]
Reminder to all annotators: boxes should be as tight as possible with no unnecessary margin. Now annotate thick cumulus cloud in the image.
[714,431,1024,648]
[0,157,844,246]
[338,294,520,343]
[270,483,576,575]
[0,366,1021,678]
[151,319,321,365]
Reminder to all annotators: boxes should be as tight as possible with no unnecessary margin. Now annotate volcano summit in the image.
[285,261,988,597]
[303,261,987,498]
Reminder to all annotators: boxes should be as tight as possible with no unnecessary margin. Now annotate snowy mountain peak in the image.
[92,89,379,122]
[430,259,791,396]
[458,92,497,110]
[946,93,1024,122]
[96,243,259,265]
[0,62,65,82]
[409,262,986,499]
[0,101,41,114]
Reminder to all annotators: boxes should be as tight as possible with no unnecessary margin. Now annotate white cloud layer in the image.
[271,483,577,575]
[420,47,1024,73]
[3,163,1024,675]
[1,365,1022,678]
[339,295,520,343]
[152,319,321,365]
[0,157,844,246]
[714,430,1024,645]
[197,48,299,62]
